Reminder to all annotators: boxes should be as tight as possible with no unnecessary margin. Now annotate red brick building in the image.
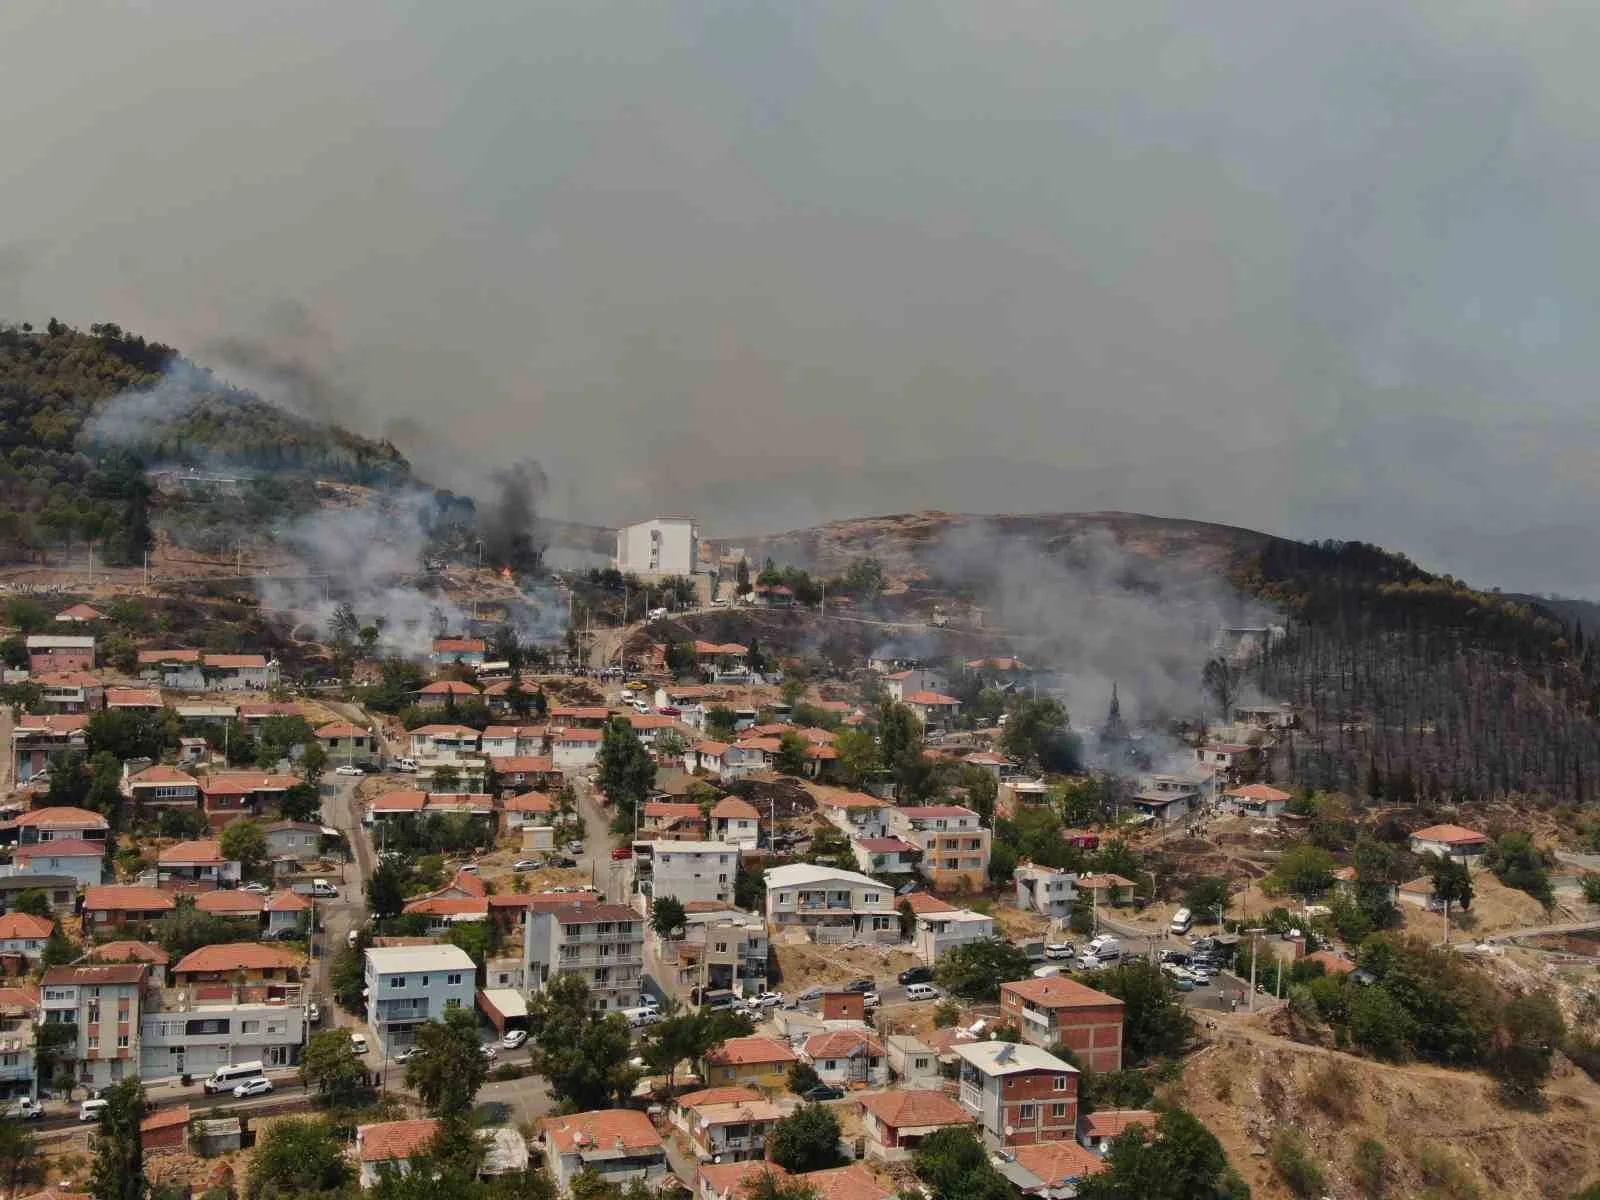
[999,977,1125,1071]
[954,1040,1079,1148]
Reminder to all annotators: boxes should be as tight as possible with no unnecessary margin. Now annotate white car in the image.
[334,765,365,777]
[502,1029,528,1049]
[239,882,270,895]
[862,992,881,1009]
[307,1002,321,1024]
[647,607,668,621]
[1044,943,1075,961]
[479,1044,498,1061]
[233,1078,273,1098]
[392,1047,420,1064]
[350,1033,369,1054]
[513,859,542,872]
[752,991,785,1010]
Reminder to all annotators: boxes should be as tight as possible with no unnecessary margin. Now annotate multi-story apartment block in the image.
[999,978,1125,1070]
[889,806,990,892]
[524,901,645,1012]
[363,945,476,1053]
[954,1040,1080,1149]
[41,962,148,1092]
[0,985,38,1101]
[635,841,737,907]
[655,907,769,1003]
[816,792,892,841]
[1014,862,1078,920]
[763,864,896,944]
[140,981,307,1080]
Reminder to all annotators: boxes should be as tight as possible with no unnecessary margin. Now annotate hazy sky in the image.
[2,2,1598,593]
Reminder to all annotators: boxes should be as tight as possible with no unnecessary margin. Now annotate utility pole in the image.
[143,550,149,588]
[1246,927,1265,1013]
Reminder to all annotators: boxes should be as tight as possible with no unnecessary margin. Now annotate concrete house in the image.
[817,792,893,841]
[10,839,104,888]
[913,905,996,966]
[10,713,88,782]
[889,805,990,892]
[859,1089,974,1162]
[552,728,603,769]
[701,1036,798,1088]
[1015,863,1078,920]
[635,841,736,907]
[82,885,177,932]
[679,1089,788,1163]
[431,637,487,666]
[999,978,1125,1070]
[710,796,761,848]
[10,806,109,844]
[1224,783,1292,818]
[852,836,920,876]
[123,765,202,812]
[364,944,476,1053]
[763,864,897,944]
[955,1040,1080,1149]
[616,517,699,580]
[40,962,147,1092]
[262,821,324,863]
[355,1119,440,1189]
[25,635,96,674]
[34,672,105,713]
[0,912,54,962]
[541,1109,668,1192]
[523,900,645,1012]
[1409,824,1491,863]
[803,1029,888,1087]
[315,722,377,765]
[157,840,241,888]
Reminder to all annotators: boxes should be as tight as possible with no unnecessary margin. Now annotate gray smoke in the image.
[202,299,365,426]
[478,459,548,573]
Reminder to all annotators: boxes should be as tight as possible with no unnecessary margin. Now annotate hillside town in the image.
[0,515,1594,1200]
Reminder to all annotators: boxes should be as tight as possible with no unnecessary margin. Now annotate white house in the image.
[356,1120,440,1189]
[763,863,897,944]
[616,517,699,581]
[1409,824,1491,863]
[9,840,104,889]
[363,945,476,1053]
[0,912,53,961]
[552,728,603,770]
[852,837,921,876]
[709,796,761,848]
[1015,863,1078,920]
[880,668,947,703]
[889,805,991,891]
[817,792,893,842]
[637,841,738,907]
[541,1109,668,1192]
[803,1029,888,1087]
[914,908,995,966]
[523,900,646,1012]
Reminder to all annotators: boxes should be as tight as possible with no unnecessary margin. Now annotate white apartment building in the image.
[1014,863,1079,920]
[889,805,991,892]
[654,908,769,1003]
[636,841,737,907]
[616,517,699,580]
[763,864,897,944]
[140,985,307,1080]
[364,945,477,1053]
[0,987,37,1101]
[524,901,646,1011]
[41,962,148,1092]
[914,909,995,966]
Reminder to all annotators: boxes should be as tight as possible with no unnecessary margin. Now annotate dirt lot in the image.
[1179,1012,1600,1199]
[1395,871,1557,940]
[772,935,920,992]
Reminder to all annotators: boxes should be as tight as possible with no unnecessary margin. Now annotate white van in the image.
[204,1061,266,1094]
[904,983,940,1002]
[79,1098,108,1122]
[1086,934,1122,963]
[1169,908,1193,936]
[311,879,338,898]
[621,1006,660,1029]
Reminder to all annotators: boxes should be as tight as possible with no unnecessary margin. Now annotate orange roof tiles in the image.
[55,604,105,621]
[83,940,170,965]
[140,1105,190,1133]
[359,1119,440,1163]
[645,802,703,821]
[541,1108,662,1155]
[12,807,108,830]
[699,1162,791,1200]
[1082,1109,1157,1139]
[0,913,53,939]
[1303,950,1356,975]
[1225,783,1291,802]
[816,792,889,811]
[204,654,268,669]
[903,691,960,706]
[265,891,311,913]
[14,838,104,859]
[200,773,297,794]
[1012,1141,1106,1187]
[159,839,226,865]
[799,1165,892,1200]
[127,764,198,786]
[370,791,428,812]
[703,1036,798,1067]
[138,648,201,664]
[106,687,163,707]
[1002,977,1123,1010]
[194,891,265,915]
[804,1030,884,1060]
[675,1086,762,1109]
[84,886,175,913]
[503,791,554,813]
[556,728,602,742]
[901,892,957,915]
[173,943,301,975]
[1411,823,1489,845]
[433,638,486,653]
[711,796,760,820]
[420,680,480,695]
[858,1089,972,1130]
[314,721,366,739]
[402,897,489,917]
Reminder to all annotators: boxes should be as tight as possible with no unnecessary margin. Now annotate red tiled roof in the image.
[675,1086,763,1109]
[106,687,163,707]
[903,691,960,706]
[556,728,602,742]
[420,680,480,695]
[173,943,301,975]
[200,773,296,794]
[805,1030,884,1060]
[450,869,487,898]
[433,638,486,654]
[1303,950,1356,975]
[703,1036,798,1067]
[204,654,268,669]
[370,791,428,812]
[83,940,170,965]
[503,792,553,813]
[816,792,889,810]
[138,648,201,664]
[494,757,553,773]
[41,963,147,986]
[403,897,489,917]
[12,807,108,830]
[541,1108,662,1155]
[550,706,610,721]
[694,741,731,756]
[55,604,105,621]
[1002,977,1123,1010]
[645,802,702,821]
[858,1089,972,1129]
[1410,823,1489,845]
[83,886,175,913]
[159,839,226,866]
[901,892,956,915]
[314,722,366,739]
[359,1119,440,1163]
[1225,783,1291,802]
[140,1105,190,1133]
[711,797,760,820]
[1082,1109,1157,1139]
[128,765,198,786]
[0,913,53,939]
[799,1165,892,1200]
[265,891,311,913]
[1012,1141,1106,1187]
[699,1162,791,1200]
[856,837,918,854]
[14,838,103,859]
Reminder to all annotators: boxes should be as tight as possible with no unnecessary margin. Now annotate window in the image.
[1019,1104,1035,1120]
[447,973,462,985]
[117,1033,129,1048]
[1051,1103,1068,1118]
[241,1020,260,1034]
[1053,1075,1068,1090]
[420,976,429,987]
[389,977,405,989]
[715,942,728,953]
[445,998,460,1009]
[87,1034,98,1050]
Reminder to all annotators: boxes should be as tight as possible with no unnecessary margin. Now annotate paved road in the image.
[314,773,369,1027]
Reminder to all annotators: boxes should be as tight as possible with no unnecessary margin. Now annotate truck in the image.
[2,1098,43,1120]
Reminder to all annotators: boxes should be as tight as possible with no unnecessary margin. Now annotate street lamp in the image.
[1245,927,1267,1013]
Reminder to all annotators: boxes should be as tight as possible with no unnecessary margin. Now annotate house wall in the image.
[616,518,698,580]
[960,1066,1078,1148]
[10,853,101,889]
[1000,993,1124,1072]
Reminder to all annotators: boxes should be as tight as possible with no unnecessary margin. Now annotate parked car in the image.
[502,1029,529,1049]
[1170,975,1196,992]
[310,880,338,898]
[239,882,270,895]
[897,966,933,985]
[566,841,584,854]
[752,991,784,1010]
[458,863,480,874]
[610,847,633,861]
[797,987,824,1003]
[334,765,365,777]
[479,1044,498,1061]
[234,1078,274,1098]
[350,1033,368,1054]
[804,1085,845,1101]
[394,757,419,773]
[550,856,578,869]
[512,860,543,872]
[3,1098,43,1119]
[862,992,881,1009]
[844,978,874,993]
[392,1047,420,1064]
[647,607,668,621]
[79,1099,108,1122]
[1044,943,1075,961]
[307,1002,321,1024]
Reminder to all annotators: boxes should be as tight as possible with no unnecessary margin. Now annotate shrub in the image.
[1353,1137,1387,1198]
[1304,1059,1359,1121]
[1417,1146,1479,1199]
[1270,1128,1326,1199]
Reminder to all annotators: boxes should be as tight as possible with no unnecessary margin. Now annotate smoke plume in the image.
[479,460,548,574]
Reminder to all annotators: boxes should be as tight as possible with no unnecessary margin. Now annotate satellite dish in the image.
[1004,1125,1015,1136]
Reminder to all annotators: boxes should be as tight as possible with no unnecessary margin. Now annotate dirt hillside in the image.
[1179,1017,1600,1199]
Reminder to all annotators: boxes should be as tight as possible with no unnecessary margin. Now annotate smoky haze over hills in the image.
[2,3,1599,593]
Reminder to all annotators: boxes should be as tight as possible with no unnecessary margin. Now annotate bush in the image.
[1353,1137,1387,1198]
[932,1000,961,1028]
[1417,1146,1479,1199]
[1270,1128,1326,1199]
[1304,1059,1359,1121]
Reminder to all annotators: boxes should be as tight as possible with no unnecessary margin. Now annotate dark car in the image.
[551,856,578,868]
[804,1085,845,1101]
[897,966,933,985]
[844,978,874,993]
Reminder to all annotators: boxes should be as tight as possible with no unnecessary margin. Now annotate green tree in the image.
[1489,990,1566,1103]
[1090,960,1194,1062]
[651,896,687,941]
[527,975,641,1110]
[88,1078,146,1200]
[405,1007,490,1115]
[0,1119,43,1197]
[1077,1108,1247,1200]
[301,741,329,785]
[959,766,998,827]
[1266,843,1335,900]
[1001,698,1080,773]
[898,898,916,941]
[11,889,49,919]
[598,717,656,832]
[280,781,322,824]
[367,859,409,920]
[301,1028,366,1102]
[832,728,880,789]
[220,818,267,881]
[912,1125,1014,1200]
[244,1116,351,1200]
[1352,1138,1387,1199]
[932,939,1032,1002]
[1346,984,1416,1061]
[768,1104,843,1173]
[40,921,77,969]
[787,1061,822,1096]
[704,707,737,740]
[736,558,752,596]
[776,733,809,776]
[1184,878,1230,923]
[331,943,366,1012]
[1489,833,1554,909]
[445,920,498,970]
[1427,855,1473,917]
